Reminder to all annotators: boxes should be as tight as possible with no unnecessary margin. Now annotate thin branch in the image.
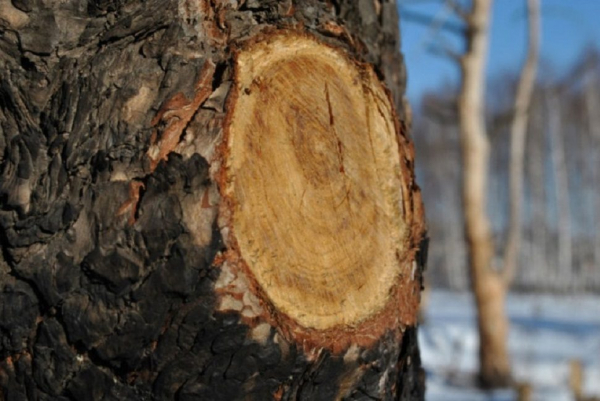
[427,43,462,62]
[422,96,458,124]
[399,8,466,36]
[445,0,470,21]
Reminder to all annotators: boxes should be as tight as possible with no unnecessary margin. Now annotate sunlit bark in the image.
[458,0,512,387]
[503,0,541,285]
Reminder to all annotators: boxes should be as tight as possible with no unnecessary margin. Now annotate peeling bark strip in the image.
[0,1,426,400]
[218,32,424,352]
[147,61,216,172]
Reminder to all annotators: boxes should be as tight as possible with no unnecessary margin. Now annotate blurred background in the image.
[397,0,600,400]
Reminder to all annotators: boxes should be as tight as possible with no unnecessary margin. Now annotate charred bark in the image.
[0,1,426,400]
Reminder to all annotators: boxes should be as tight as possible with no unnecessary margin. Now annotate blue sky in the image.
[398,0,600,103]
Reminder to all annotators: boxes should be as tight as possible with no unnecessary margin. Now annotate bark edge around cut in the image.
[215,30,426,353]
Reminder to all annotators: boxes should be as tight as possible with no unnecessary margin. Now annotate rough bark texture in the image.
[0,1,426,400]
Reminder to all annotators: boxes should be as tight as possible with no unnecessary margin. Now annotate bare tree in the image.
[547,91,573,286]
[525,95,548,288]
[457,0,511,387]
[413,13,599,295]
[503,0,541,284]
[456,0,540,387]
[583,56,600,283]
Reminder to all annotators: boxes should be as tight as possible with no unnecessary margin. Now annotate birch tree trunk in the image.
[503,0,540,285]
[547,92,573,287]
[526,98,547,288]
[0,1,427,400]
[584,62,600,285]
[458,0,511,388]
[458,0,542,384]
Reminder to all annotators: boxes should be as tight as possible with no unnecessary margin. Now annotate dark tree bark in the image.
[0,1,426,400]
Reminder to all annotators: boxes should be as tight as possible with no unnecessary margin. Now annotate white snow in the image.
[419,290,600,401]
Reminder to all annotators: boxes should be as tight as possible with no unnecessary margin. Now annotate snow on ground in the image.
[419,290,600,401]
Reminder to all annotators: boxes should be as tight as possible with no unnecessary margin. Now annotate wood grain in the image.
[221,33,417,332]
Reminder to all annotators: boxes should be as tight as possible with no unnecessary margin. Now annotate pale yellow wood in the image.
[222,33,411,330]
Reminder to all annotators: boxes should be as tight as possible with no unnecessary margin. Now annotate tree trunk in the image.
[526,97,547,288]
[503,0,540,285]
[0,1,427,400]
[546,92,572,287]
[458,0,511,387]
[583,61,600,286]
